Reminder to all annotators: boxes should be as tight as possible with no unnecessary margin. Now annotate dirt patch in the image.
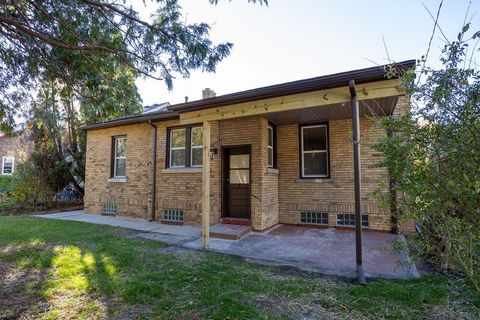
[0,262,49,319]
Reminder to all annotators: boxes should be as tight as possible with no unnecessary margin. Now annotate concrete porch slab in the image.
[183,226,419,279]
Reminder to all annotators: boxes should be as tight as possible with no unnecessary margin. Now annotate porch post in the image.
[349,80,366,285]
[201,120,211,249]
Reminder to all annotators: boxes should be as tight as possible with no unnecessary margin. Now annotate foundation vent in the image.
[300,211,328,225]
[163,209,184,222]
[337,214,369,227]
[102,203,117,215]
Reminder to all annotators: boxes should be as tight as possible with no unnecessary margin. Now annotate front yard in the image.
[0,217,478,319]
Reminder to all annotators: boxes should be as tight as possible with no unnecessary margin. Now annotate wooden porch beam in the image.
[179,79,403,125]
[201,120,211,249]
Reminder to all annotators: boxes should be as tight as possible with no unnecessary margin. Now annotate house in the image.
[0,131,31,176]
[83,61,416,240]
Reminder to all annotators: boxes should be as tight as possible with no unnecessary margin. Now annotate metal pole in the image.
[349,80,366,285]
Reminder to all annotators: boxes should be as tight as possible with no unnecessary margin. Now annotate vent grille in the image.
[300,212,328,225]
[163,209,184,222]
[337,214,369,227]
[102,203,117,215]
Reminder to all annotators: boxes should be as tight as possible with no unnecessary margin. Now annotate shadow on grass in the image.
[0,216,478,319]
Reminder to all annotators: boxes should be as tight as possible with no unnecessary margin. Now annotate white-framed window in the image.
[268,125,275,168]
[190,126,203,167]
[113,136,127,177]
[168,126,203,168]
[1,156,14,175]
[300,124,329,178]
[169,128,186,168]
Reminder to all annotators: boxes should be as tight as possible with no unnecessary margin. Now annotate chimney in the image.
[202,88,216,99]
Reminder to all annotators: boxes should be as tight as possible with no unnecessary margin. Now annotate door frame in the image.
[221,145,252,220]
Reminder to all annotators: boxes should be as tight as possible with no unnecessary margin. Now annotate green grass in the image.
[0,217,478,319]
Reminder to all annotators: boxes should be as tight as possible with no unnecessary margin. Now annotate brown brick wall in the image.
[84,123,152,219]
[277,117,391,231]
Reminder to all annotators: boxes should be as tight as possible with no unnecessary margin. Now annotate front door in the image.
[223,146,251,219]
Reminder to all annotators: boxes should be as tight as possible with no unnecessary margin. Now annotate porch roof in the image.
[264,96,398,125]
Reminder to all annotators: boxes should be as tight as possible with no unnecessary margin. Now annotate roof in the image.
[82,59,415,130]
[143,102,170,114]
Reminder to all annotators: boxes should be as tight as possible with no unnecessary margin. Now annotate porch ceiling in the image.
[264,97,398,125]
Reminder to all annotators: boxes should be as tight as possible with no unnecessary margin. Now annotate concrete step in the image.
[210,224,251,240]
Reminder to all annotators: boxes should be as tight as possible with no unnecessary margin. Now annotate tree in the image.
[374,24,480,291]
[0,0,266,196]
[0,0,266,130]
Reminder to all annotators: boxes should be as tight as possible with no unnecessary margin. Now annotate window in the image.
[102,203,117,215]
[337,214,369,227]
[300,212,328,225]
[163,209,184,222]
[191,127,203,167]
[2,156,14,175]
[268,124,276,168]
[113,136,127,177]
[168,125,203,168]
[300,124,329,178]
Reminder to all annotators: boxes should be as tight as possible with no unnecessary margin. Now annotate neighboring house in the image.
[83,61,416,234]
[0,131,31,176]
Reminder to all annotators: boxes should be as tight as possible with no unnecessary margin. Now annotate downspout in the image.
[349,80,366,285]
[387,129,399,234]
[149,120,158,222]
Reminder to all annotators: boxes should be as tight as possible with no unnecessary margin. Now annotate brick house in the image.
[0,132,31,176]
[83,61,415,239]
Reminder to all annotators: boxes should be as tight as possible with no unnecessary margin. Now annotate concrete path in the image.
[35,211,418,279]
[36,210,200,237]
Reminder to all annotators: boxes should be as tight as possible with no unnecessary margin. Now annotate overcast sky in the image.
[136,0,480,107]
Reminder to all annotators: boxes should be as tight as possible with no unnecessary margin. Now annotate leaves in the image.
[374,26,480,291]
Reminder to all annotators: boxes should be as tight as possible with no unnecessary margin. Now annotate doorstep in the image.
[220,217,251,226]
[210,224,251,240]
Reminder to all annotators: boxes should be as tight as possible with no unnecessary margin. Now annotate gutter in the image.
[81,112,178,131]
[149,120,158,222]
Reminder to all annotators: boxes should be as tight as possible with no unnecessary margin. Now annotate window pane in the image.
[115,138,127,157]
[268,148,273,167]
[268,126,273,147]
[192,147,203,166]
[230,154,249,169]
[171,149,186,167]
[171,129,186,148]
[303,126,327,151]
[3,157,13,174]
[115,158,126,177]
[230,169,249,184]
[191,127,203,147]
[303,152,327,176]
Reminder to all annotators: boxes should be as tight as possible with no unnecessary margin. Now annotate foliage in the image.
[0,0,254,129]
[374,24,480,291]
[0,148,70,209]
[0,216,478,319]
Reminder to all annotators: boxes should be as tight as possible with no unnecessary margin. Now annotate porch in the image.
[36,210,419,279]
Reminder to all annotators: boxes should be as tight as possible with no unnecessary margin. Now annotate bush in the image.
[374,25,480,291]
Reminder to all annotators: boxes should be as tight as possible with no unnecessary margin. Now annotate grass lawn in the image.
[0,217,478,319]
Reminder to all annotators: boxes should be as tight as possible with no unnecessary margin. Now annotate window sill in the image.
[267,168,279,175]
[162,168,203,174]
[296,178,334,183]
[107,178,126,183]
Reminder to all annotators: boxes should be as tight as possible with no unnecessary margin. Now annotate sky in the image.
[135,0,480,107]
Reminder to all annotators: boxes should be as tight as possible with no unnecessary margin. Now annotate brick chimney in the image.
[202,88,216,99]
